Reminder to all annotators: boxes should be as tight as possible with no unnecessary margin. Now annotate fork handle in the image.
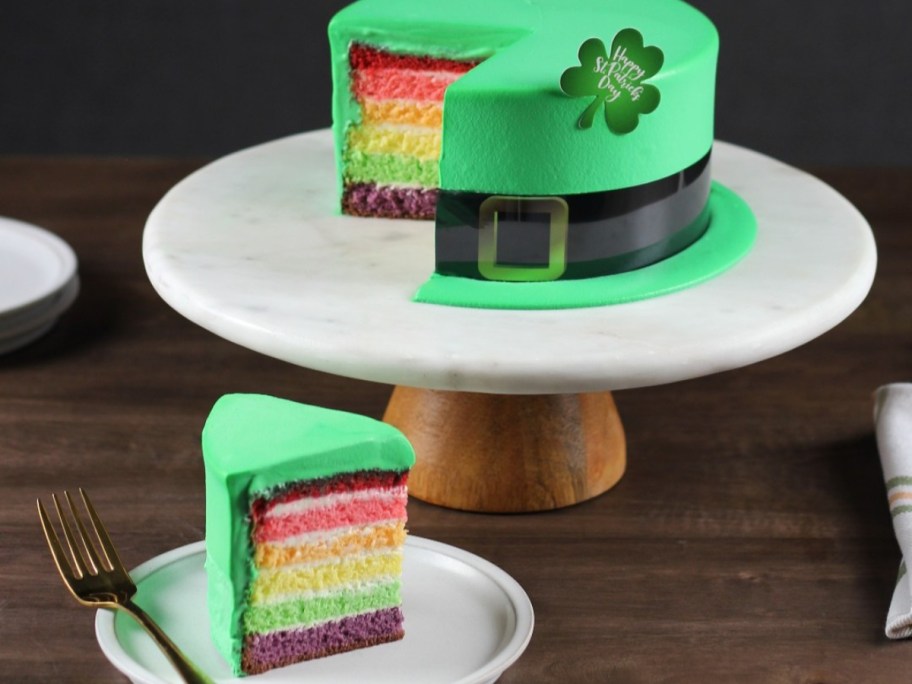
[120,599,216,684]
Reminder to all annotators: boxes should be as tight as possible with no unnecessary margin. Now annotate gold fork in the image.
[38,489,214,684]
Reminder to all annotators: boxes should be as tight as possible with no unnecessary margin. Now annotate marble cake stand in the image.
[143,129,876,512]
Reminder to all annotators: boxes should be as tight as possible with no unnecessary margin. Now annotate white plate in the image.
[0,318,58,355]
[0,273,79,341]
[96,537,534,684]
[0,216,78,317]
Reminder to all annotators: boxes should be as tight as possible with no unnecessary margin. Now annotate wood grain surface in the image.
[385,387,626,512]
[0,158,910,683]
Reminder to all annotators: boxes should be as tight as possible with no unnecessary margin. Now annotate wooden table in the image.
[1,158,910,682]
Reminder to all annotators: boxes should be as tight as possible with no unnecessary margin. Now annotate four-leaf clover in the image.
[560,29,664,134]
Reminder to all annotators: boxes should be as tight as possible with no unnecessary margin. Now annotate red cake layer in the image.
[253,494,408,543]
[350,43,480,74]
[251,470,408,520]
[351,68,462,103]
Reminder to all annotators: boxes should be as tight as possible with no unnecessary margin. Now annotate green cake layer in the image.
[243,581,402,634]
[344,150,438,187]
[329,0,718,199]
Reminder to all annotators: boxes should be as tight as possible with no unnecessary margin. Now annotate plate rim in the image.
[0,216,78,318]
[0,317,59,355]
[95,536,534,684]
[0,273,80,341]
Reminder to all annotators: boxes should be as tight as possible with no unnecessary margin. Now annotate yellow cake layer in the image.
[347,123,441,161]
[255,522,406,570]
[360,99,443,128]
[249,551,403,604]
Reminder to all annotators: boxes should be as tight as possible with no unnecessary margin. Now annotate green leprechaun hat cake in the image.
[328,0,756,309]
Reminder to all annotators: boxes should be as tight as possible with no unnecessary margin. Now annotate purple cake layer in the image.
[342,182,437,220]
[242,607,404,674]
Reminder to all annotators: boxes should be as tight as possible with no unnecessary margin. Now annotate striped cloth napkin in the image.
[874,383,912,639]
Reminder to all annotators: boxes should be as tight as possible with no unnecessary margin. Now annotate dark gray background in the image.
[2,1,909,166]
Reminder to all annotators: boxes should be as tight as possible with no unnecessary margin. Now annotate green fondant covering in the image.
[243,581,401,634]
[329,0,718,198]
[413,182,756,309]
[344,150,438,187]
[202,393,415,674]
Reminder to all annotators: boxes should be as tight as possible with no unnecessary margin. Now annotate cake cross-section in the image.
[202,393,415,676]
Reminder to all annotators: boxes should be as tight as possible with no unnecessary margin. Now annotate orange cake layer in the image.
[255,522,406,569]
[360,99,443,127]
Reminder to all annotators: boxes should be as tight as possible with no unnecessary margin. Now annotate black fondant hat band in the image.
[434,150,712,282]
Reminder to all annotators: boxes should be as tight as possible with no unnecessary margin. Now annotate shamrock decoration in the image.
[560,28,664,134]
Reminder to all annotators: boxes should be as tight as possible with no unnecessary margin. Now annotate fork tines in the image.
[37,489,119,581]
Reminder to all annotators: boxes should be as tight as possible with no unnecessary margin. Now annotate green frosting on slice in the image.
[244,581,401,634]
[344,150,439,187]
[202,394,415,674]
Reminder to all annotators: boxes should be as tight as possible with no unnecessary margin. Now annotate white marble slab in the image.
[143,129,876,394]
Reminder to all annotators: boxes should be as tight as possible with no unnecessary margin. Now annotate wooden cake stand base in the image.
[383,387,626,512]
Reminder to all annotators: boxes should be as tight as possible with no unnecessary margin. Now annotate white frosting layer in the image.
[264,486,407,519]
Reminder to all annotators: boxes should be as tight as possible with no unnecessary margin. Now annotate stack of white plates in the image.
[0,217,79,355]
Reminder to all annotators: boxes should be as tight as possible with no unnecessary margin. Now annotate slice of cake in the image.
[341,44,482,219]
[202,394,416,676]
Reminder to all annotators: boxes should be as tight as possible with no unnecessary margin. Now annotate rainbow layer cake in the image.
[202,393,415,675]
[329,0,724,288]
[340,43,481,219]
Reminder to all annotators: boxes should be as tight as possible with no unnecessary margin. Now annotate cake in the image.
[329,0,719,283]
[202,393,416,676]
[339,43,481,220]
